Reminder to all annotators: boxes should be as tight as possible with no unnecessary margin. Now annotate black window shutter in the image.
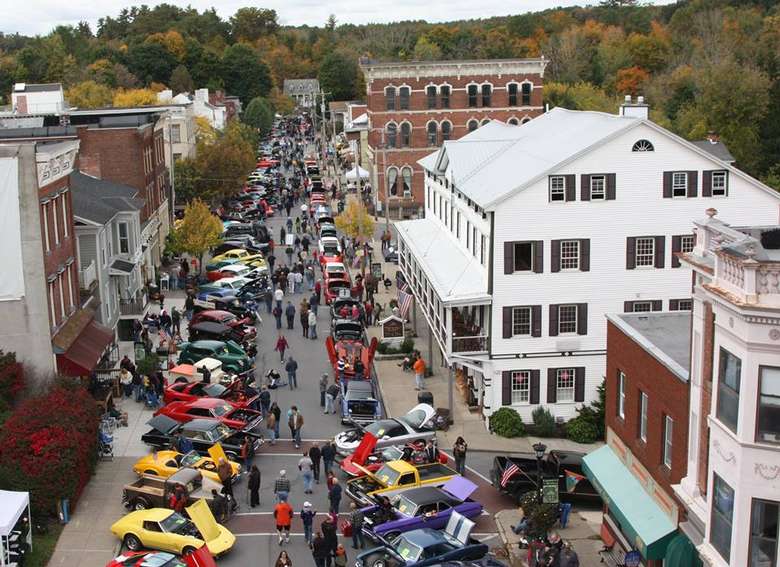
[687,171,698,197]
[551,240,561,273]
[502,307,513,338]
[549,305,559,337]
[504,242,514,274]
[502,371,511,405]
[547,369,557,403]
[574,368,585,402]
[670,299,679,311]
[530,370,540,404]
[654,236,666,268]
[531,305,542,337]
[580,239,590,272]
[533,241,544,273]
[565,175,576,201]
[577,303,588,335]
[652,300,663,311]
[606,173,616,200]
[580,174,591,201]
[626,237,636,270]
[624,301,634,312]
[671,235,682,268]
[663,172,672,198]
[702,171,712,197]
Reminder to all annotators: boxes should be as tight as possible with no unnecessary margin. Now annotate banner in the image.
[564,469,586,493]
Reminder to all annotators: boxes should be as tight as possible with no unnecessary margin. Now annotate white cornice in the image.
[361,59,548,82]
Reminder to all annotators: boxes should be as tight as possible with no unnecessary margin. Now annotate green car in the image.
[177,340,252,374]
[205,258,240,273]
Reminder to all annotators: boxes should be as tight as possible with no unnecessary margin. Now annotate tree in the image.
[243,96,275,134]
[65,80,114,108]
[318,50,359,101]
[113,88,157,107]
[145,30,186,60]
[335,201,375,245]
[269,87,295,116]
[168,199,222,271]
[615,66,649,95]
[169,65,193,94]
[413,36,443,61]
[230,8,279,42]
[126,41,177,84]
[221,43,272,106]
[192,121,256,201]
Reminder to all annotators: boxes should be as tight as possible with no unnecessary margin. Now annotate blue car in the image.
[355,511,488,567]
[341,380,381,425]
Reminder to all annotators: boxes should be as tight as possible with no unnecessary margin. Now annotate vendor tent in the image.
[0,490,31,566]
[345,166,370,180]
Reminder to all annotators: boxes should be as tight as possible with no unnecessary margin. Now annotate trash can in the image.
[418,390,433,405]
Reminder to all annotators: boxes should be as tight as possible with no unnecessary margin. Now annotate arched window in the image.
[467,85,478,108]
[441,121,452,141]
[426,86,437,109]
[427,121,438,146]
[632,139,655,152]
[521,82,532,106]
[467,119,478,132]
[440,85,451,109]
[481,84,492,107]
[508,118,519,126]
[480,118,490,126]
[521,117,532,124]
[385,86,396,111]
[402,167,413,197]
[399,86,411,110]
[400,122,411,147]
[387,167,399,197]
[386,122,398,148]
[507,83,518,106]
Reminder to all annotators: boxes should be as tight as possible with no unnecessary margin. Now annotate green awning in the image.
[665,533,703,567]
[582,445,677,560]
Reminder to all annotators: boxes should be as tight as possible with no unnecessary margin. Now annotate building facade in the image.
[11,83,66,114]
[397,102,780,426]
[283,79,319,109]
[674,214,780,567]
[360,58,547,218]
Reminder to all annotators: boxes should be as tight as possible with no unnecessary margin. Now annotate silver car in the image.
[335,404,436,456]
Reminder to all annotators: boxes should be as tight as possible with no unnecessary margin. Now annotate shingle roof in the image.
[69,171,143,225]
[691,140,735,163]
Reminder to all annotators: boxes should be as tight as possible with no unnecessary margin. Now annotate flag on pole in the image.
[398,280,410,293]
[500,463,520,488]
[564,469,586,493]
[398,290,413,319]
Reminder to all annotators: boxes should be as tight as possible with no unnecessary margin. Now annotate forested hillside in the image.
[0,0,779,183]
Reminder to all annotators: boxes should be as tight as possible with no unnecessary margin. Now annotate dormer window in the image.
[632,139,654,152]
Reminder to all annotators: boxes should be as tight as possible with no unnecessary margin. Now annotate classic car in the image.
[122,467,220,511]
[345,460,458,506]
[325,333,378,382]
[492,451,601,505]
[197,276,253,295]
[355,512,488,567]
[190,309,254,332]
[163,379,258,408]
[330,297,365,322]
[223,223,254,239]
[176,340,253,375]
[340,435,447,478]
[323,278,352,304]
[193,296,261,322]
[207,264,255,282]
[335,404,437,456]
[187,322,256,351]
[210,249,256,265]
[167,359,231,386]
[323,261,349,280]
[341,380,381,425]
[156,398,264,431]
[132,449,240,484]
[140,416,263,461]
[105,548,217,567]
[362,477,482,541]
[319,223,338,239]
[212,242,259,257]
[319,237,343,266]
[109,500,235,557]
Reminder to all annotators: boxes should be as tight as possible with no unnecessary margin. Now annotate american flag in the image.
[500,463,520,487]
[398,290,413,319]
[398,280,410,293]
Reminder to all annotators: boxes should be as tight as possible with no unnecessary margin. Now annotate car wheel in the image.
[133,497,151,511]
[371,559,387,567]
[124,534,142,551]
[182,546,197,556]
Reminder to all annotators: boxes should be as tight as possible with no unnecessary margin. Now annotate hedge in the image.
[490,407,525,438]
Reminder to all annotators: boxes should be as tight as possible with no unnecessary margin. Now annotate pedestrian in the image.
[300,309,309,337]
[559,542,580,567]
[453,436,468,476]
[319,373,328,408]
[240,436,252,471]
[218,458,237,511]
[309,443,322,483]
[325,382,340,415]
[287,270,296,294]
[364,301,373,326]
[310,291,319,316]
[333,545,347,567]
[349,502,365,549]
[321,441,336,474]
[274,469,291,503]
[301,501,317,545]
[274,497,293,545]
[308,310,318,339]
[425,439,439,463]
[299,450,314,494]
[210,489,228,523]
[328,478,342,514]
[275,286,284,309]
[311,532,329,567]
[321,515,338,566]
[171,306,181,335]
[271,402,281,440]
[275,333,289,361]
[248,464,261,508]
[266,406,277,445]
[353,359,365,381]
[285,301,296,329]
[275,550,293,567]
[413,355,426,390]
[120,367,133,397]
[285,356,298,389]
[273,304,283,329]
[259,385,271,415]
[288,405,304,448]
[314,280,322,303]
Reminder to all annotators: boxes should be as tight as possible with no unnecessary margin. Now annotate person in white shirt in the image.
[274,287,284,308]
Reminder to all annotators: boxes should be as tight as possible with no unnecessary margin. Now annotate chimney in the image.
[619,95,649,120]
[706,130,720,144]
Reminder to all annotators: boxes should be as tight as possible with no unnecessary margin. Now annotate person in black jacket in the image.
[311,532,329,567]
[321,441,336,474]
[248,465,261,507]
[321,516,338,566]
[309,444,322,483]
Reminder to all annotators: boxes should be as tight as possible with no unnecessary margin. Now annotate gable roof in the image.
[691,140,735,163]
[69,171,144,225]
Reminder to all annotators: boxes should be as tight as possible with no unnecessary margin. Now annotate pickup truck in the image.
[491,450,601,505]
[346,460,458,506]
[122,467,219,511]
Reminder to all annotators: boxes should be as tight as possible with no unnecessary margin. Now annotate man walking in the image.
[321,440,336,474]
[325,382,340,415]
[285,356,298,389]
[171,306,181,335]
[273,304,283,329]
[248,465,261,508]
[274,469,290,503]
[273,497,293,545]
[301,502,316,546]
[298,450,314,494]
[413,355,427,391]
[274,286,284,309]
[309,309,318,339]
[275,334,289,361]
[309,443,322,483]
[328,478,342,514]
[350,502,365,549]
[287,405,303,449]
[285,301,296,330]
[319,373,328,408]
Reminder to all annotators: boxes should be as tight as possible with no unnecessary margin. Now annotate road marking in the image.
[439,450,493,484]
[235,511,351,517]
[235,532,500,538]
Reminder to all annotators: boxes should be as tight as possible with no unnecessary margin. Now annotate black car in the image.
[188,321,254,351]
[330,297,365,322]
[224,223,254,239]
[141,415,263,461]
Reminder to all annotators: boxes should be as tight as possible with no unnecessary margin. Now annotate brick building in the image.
[359,58,547,218]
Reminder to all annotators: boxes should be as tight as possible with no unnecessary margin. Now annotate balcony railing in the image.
[119,297,146,316]
[79,260,97,289]
[452,335,488,353]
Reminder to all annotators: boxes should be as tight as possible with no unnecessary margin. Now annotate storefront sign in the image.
[381,316,405,339]
[624,551,641,567]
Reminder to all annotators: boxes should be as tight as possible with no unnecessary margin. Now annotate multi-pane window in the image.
[441,121,451,141]
[440,86,450,108]
[401,167,412,197]
[399,87,410,110]
[750,499,779,567]
[512,307,531,336]
[467,85,478,107]
[711,474,734,562]
[617,371,626,419]
[712,171,728,196]
[636,237,655,267]
[676,299,693,311]
[427,122,438,146]
[400,122,411,147]
[507,83,518,106]
[118,222,129,254]
[386,123,397,148]
[590,175,606,200]
[560,240,580,270]
[672,172,688,197]
[663,415,673,468]
[385,87,396,111]
[426,86,437,109]
[511,371,530,404]
[681,234,695,254]
[549,176,565,202]
[387,168,399,197]
[558,304,578,334]
[481,84,492,107]
[757,366,780,444]
[171,124,181,143]
[717,347,741,434]
[639,391,648,442]
[521,83,532,106]
[556,369,575,402]
[632,301,652,312]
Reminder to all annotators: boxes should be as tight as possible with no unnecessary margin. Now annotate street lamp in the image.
[533,442,547,503]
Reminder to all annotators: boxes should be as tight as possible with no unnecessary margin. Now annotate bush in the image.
[531,406,556,437]
[490,407,525,438]
[0,350,25,404]
[376,339,414,355]
[517,490,559,538]
[400,337,414,353]
[566,415,601,444]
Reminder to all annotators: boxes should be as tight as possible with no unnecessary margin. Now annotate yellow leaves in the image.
[113,88,158,107]
[145,30,186,60]
[65,81,114,109]
[170,199,223,258]
[195,116,217,144]
[335,201,375,244]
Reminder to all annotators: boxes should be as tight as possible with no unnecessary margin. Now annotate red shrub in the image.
[0,351,24,404]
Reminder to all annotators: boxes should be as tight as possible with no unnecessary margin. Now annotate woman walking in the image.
[453,436,468,476]
[275,334,289,361]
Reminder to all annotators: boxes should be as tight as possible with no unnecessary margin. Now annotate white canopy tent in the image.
[345,166,370,180]
[0,491,31,566]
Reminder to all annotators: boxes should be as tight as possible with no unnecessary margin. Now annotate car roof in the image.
[402,527,447,548]
[132,509,175,522]
[189,340,226,349]
[347,380,373,393]
[183,419,221,431]
[184,398,232,410]
[397,486,449,506]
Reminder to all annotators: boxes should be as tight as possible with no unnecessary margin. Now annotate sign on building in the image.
[379,315,405,340]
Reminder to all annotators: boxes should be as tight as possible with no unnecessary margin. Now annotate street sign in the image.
[624,551,641,567]
[542,478,559,504]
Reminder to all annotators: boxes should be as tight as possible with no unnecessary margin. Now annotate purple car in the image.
[361,476,482,541]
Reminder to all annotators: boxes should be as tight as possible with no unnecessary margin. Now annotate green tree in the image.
[230,8,279,42]
[173,158,201,203]
[243,96,275,134]
[221,43,272,106]
[65,80,113,108]
[195,121,256,201]
[168,199,222,271]
[318,50,359,101]
[169,64,193,94]
[126,41,177,84]
[413,36,443,61]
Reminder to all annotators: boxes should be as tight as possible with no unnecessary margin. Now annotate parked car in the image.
[141,416,263,461]
[187,322,256,351]
[193,297,260,323]
[156,398,264,432]
[122,467,217,511]
[208,263,255,282]
[167,358,231,386]
[132,450,240,484]
[319,223,338,239]
[212,241,261,257]
[109,501,235,557]
[323,261,349,280]
[345,459,458,506]
[340,434,447,478]
[190,309,253,331]
[176,340,252,375]
[163,379,258,408]
[210,249,256,264]
[330,297,364,321]
[105,549,216,567]
[325,333,378,383]
[197,276,253,295]
[341,380,381,425]
[323,278,352,305]
[335,404,437,456]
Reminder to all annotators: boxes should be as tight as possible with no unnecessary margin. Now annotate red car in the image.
[323,277,352,304]
[340,433,448,477]
[163,380,258,408]
[155,398,263,431]
[190,310,254,334]
[106,548,216,567]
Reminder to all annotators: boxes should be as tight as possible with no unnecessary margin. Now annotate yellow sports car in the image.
[133,450,241,484]
[110,500,235,557]
[210,249,254,264]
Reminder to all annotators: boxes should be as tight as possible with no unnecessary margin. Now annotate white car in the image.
[334,404,437,456]
[212,276,253,291]
[324,262,348,278]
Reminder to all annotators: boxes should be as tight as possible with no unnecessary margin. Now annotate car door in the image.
[141,520,172,551]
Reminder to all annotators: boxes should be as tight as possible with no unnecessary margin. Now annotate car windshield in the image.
[365,420,396,438]
[212,403,233,417]
[392,494,418,516]
[179,452,201,468]
[323,246,339,255]
[394,537,423,562]
[209,423,232,441]
[374,464,401,486]
[204,384,226,397]
[160,512,190,533]
[399,408,429,429]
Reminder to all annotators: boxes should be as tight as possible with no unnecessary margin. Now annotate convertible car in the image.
[109,500,235,557]
[132,450,240,484]
[155,398,264,432]
[163,380,258,409]
[361,477,482,541]
[335,404,436,456]
[106,548,217,567]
